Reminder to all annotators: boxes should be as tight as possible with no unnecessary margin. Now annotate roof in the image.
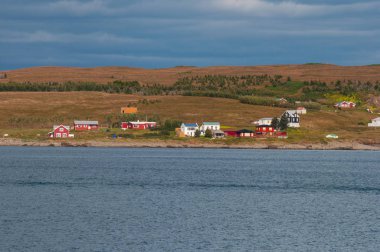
[297,107,306,110]
[53,125,70,130]
[284,110,299,116]
[256,125,272,127]
[202,122,220,125]
[74,120,98,125]
[258,118,273,120]
[182,123,198,127]
[212,130,224,134]
[237,129,254,133]
[128,121,156,124]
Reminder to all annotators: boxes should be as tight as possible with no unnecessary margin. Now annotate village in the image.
[46,100,380,141]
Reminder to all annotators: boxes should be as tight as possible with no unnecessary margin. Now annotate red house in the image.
[224,129,255,138]
[74,120,99,131]
[255,125,275,136]
[121,121,157,130]
[49,125,71,138]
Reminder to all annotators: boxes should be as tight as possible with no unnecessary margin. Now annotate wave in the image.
[2,180,379,193]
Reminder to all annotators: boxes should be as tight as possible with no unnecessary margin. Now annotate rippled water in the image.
[0,147,379,251]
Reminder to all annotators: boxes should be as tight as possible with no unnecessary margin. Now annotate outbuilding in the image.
[74,120,99,131]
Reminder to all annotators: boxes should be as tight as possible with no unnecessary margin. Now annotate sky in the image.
[1,0,379,69]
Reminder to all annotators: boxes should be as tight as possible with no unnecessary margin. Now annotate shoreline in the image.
[1,138,380,151]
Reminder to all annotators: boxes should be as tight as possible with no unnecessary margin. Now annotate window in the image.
[56,133,61,138]
[59,128,64,132]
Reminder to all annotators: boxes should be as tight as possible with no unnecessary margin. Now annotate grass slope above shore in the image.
[0,92,379,145]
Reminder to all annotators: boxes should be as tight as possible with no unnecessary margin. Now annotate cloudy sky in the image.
[1,0,379,69]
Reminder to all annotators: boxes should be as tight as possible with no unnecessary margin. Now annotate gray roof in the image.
[74,120,98,125]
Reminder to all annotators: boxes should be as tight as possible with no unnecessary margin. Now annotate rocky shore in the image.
[1,138,380,150]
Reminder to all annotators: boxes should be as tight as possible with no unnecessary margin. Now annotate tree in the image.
[271,117,279,130]
[205,128,213,138]
[194,129,201,137]
[279,113,289,131]
[105,114,113,128]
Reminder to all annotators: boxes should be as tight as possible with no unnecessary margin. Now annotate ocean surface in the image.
[0,147,379,251]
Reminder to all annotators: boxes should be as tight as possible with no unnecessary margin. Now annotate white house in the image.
[200,122,220,134]
[296,107,307,115]
[253,118,274,126]
[283,110,300,128]
[180,123,199,137]
[368,117,380,127]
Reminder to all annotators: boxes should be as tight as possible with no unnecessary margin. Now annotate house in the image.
[368,117,380,127]
[121,121,157,130]
[200,122,220,134]
[282,110,300,128]
[180,123,199,137]
[212,130,225,139]
[49,125,71,138]
[74,120,99,131]
[334,101,356,109]
[237,129,255,138]
[253,118,274,126]
[121,107,138,114]
[296,107,307,115]
[255,125,275,136]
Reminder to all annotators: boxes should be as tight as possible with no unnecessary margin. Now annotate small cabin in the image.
[121,121,157,130]
[368,117,380,127]
[212,130,225,139]
[74,120,99,131]
[296,107,307,115]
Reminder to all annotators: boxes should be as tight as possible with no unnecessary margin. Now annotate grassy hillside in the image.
[0,92,379,143]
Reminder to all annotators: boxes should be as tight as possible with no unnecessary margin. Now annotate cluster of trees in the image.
[270,115,288,131]
[193,128,213,138]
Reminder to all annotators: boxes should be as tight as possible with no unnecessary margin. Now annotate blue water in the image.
[0,147,379,251]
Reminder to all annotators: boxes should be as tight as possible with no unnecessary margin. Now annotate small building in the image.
[253,118,274,126]
[237,129,255,138]
[283,110,300,128]
[175,128,186,138]
[326,134,339,139]
[255,125,275,136]
[121,107,138,114]
[212,130,225,139]
[180,123,199,137]
[74,120,99,131]
[275,98,288,104]
[49,125,71,138]
[200,122,220,134]
[224,130,239,137]
[368,117,380,127]
[296,107,307,115]
[334,101,356,109]
[121,121,157,130]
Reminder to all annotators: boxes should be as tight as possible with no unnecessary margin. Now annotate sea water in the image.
[0,147,379,251]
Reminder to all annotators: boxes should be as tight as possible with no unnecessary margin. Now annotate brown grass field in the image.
[0,92,379,143]
[1,64,380,85]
